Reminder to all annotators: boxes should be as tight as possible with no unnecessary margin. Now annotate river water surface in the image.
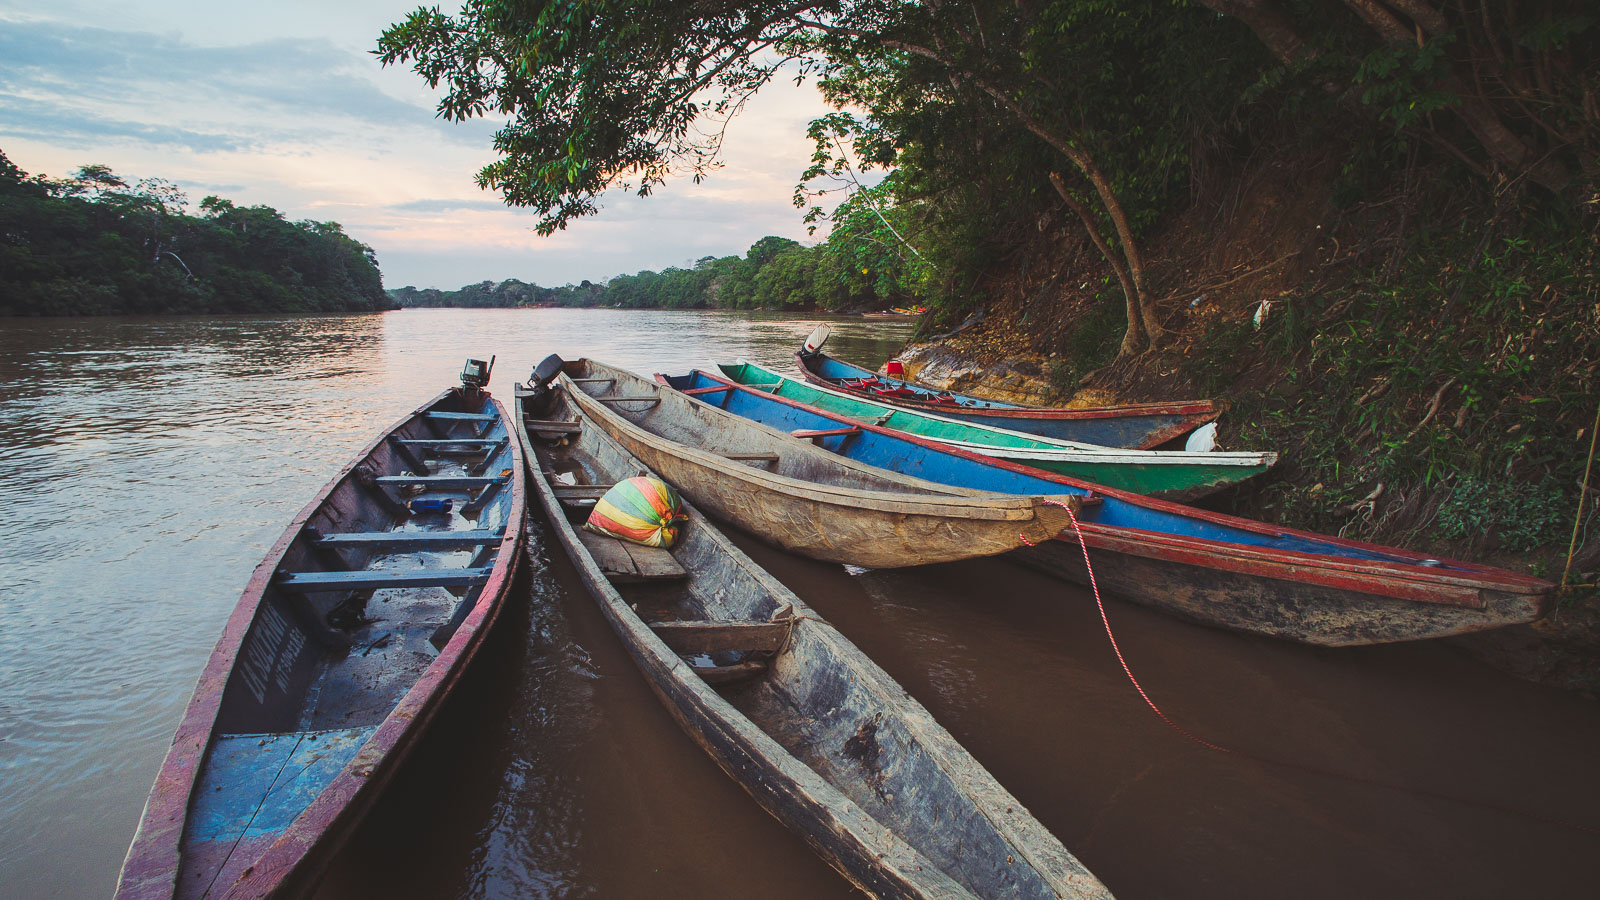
[2,308,1597,898]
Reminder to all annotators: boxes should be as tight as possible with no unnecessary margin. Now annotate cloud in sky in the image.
[0,2,836,289]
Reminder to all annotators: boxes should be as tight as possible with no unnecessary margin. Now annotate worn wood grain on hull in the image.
[514,369,1113,899]
[560,362,1084,568]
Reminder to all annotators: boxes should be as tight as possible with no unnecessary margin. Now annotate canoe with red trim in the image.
[662,365,1551,647]
[115,372,525,899]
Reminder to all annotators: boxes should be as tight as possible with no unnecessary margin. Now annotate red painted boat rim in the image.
[674,367,1552,605]
[115,390,526,899]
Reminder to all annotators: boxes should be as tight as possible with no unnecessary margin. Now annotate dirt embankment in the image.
[899,146,1356,408]
[890,144,1600,695]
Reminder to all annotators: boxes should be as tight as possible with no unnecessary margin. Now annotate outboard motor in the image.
[521,353,566,417]
[459,355,494,398]
[801,323,831,356]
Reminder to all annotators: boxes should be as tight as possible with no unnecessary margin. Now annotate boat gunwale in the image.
[674,367,1552,602]
[512,383,1112,900]
[115,388,527,900]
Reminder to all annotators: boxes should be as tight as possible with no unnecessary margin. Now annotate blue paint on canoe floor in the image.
[189,726,378,841]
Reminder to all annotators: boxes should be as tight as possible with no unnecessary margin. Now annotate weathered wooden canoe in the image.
[115,368,525,899]
[552,359,1085,569]
[660,366,1553,647]
[513,364,1112,900]
[723,359,1273,501]
[797,336,1220,449]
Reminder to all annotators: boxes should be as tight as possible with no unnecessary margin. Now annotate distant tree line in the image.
[391,195,930,312]
[0,149,390,317]
[382,0,1598,357]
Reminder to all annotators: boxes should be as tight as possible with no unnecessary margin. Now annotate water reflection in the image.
[320,518,855,899]
[0,308,907,897]
[9,307,1596,900]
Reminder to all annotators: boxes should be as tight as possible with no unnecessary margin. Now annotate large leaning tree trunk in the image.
[829,26,1166,355]
[380,0,1170,355]
[1049,172,1147,356]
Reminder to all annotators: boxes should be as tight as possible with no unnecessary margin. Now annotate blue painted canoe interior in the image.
[666,371,1456,569]
[178,390,514,890]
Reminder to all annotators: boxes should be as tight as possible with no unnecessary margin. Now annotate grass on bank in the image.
[1185,210,1599,589]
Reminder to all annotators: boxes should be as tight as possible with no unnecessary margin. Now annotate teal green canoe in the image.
[712,360,1276,500]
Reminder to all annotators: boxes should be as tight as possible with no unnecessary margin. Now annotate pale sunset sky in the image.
[0,1,836,289]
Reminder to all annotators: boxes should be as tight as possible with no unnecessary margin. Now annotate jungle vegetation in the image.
[0,150,389,317]
[389,223,921,311]
[380,2,1598,622]
[379,0,1596,354]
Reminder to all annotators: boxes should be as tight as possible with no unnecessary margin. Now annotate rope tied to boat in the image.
[771,603,823,657]
[1034,500,1600,836]
[1043,497,1230,753]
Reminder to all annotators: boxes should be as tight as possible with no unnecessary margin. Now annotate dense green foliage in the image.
[390,228,921,311]
[1201,209,1600,571]
[381,0,1597,351]
[379,1,1598,583]
[0,150,389,317]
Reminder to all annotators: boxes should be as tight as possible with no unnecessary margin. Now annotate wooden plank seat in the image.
[460,474,510,515]
[385,435,431,474]
[719,452,779,463]
[551,484,615,502]
[681,385,734,396]
[790,426,862,443]
[691,660,768,684]
[423,412,497,422]
[275,566,493,592]
[374,475,504,490]
[311,528,505,551]
[649,620,791,654]
[397,438,501,458]
[575,531,687,583]
[524,420,582,435]
[593,396,662,407]
[468,438,510,475]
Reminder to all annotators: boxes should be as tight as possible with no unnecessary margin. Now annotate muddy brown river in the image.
[1,308,1595,897]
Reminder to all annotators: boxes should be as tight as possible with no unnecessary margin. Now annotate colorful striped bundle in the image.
[584,475,687,548]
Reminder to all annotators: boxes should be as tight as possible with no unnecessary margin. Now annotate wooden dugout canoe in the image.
[797,343,1220,449]
[660,366,1552,647]
[116,372,525,899]
[513,366,1112,900]
[724,359,1273,501]
[552,358,1085,569]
